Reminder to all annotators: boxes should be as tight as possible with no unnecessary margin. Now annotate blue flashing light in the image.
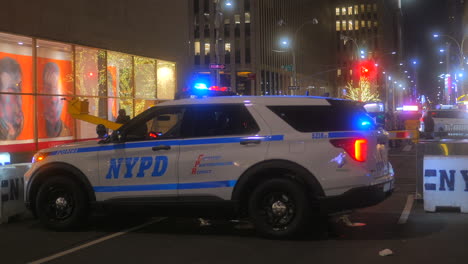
[361,121,371,127]
[194,83,208,90]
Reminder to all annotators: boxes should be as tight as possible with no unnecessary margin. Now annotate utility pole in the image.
[446,42,451,104]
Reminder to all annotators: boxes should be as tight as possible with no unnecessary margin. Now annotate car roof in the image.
[157,96,348,107]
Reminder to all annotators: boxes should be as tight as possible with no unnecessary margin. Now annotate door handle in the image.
[152,145,171,151]
[240,140,261,145]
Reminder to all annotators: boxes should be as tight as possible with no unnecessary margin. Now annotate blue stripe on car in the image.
[93,180,237,192]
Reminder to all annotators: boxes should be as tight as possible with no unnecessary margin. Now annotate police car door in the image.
[96,106,185,201]
[177,104,270,200]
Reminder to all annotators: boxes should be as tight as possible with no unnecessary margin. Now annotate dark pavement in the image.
[2,146,468,264]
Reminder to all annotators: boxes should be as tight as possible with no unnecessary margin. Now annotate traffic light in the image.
[358,60,376,79]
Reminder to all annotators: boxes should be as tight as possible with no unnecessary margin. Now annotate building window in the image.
[204,43,210,56]
[194,41,201,55]
[245,12,251,23]
[336,21,341,31]
[368,20,372,28]
[225,42,231,53]
[361,4,365,13]
[361,20,366,27]
[355,20,359,30]
[245,0,250,11]
[157,60,176,100]
[367,4,372,12]
[234,14,241,24]
[354,5,359,15]
[337,69,342,76]
[224,18,230,24]
[342,20,346,31]
[342,7,347,15]
[373,4,377,12]
[374,21,378,27]
[336,7,340,16]
[348,6,353,15]
[134,56,156,115]
[348,20,353,30]
[106,51,134,122]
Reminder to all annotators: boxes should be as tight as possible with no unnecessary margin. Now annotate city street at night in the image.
[1,147,467,264]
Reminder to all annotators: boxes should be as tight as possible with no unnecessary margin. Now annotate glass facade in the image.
[0,32,176,153]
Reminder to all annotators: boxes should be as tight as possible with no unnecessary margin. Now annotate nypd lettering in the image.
[106,156,168,179]
[424,169,468,191]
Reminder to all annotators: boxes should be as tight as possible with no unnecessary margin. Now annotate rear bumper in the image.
[321,180,394,213]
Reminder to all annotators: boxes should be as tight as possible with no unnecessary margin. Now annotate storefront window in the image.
[135,56,156,115]
[0,33,34,149]
[157,60,176,100]
[76,97,99,140]
[75,46,106,96]
[107,51,134,121]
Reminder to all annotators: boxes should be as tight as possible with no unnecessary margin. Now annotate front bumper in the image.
[321,180,394,213]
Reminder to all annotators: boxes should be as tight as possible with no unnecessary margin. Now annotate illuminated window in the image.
[348,20,353,30]
[224,18,230,24]
[342,7,347,15]
[225,42,231,52]
[342,20,347,31]
[361,4,365,13]
[336,21,341,31]
[234,14,241,24]
[373,4,377,12]
[134,56,156,114]
[337,69,342,76]
[348,6,353,15]
[368,20,372,28]
[204,43,210,55]
[194,41,200,55]
[361,20,366,27]
[355,20,359,30]
[367,4,372,12]
[336,7,340,16]
[157,60,176,100]
[374,21,378,27]
[354,5,359,14]
[245,12,251,23]
[107,52,134,122]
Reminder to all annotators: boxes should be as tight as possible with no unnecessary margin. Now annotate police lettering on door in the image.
[424,169,468,191]
[106,156,168,179]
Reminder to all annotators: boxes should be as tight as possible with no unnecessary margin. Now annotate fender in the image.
[26,162,96,208]
[232,159,325,201]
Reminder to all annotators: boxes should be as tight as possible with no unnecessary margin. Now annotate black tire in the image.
[35,176,89,231]
[248,178,311,239]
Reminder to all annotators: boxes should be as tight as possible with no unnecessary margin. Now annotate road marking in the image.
[29,217,166,264]
[398,194,414,224]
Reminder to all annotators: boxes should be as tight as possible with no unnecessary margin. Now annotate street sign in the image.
[288,86,300,90]
[209,64,226,70]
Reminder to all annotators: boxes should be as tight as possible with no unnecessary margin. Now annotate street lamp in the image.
[214,0,234,88]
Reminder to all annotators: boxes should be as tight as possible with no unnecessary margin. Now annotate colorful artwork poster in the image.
[107,66,119,121]
[37,57,74,139]
[0,52,34,144]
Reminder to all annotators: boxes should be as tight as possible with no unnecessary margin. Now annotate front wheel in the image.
[248,178,311,239]
[35,176,88,231]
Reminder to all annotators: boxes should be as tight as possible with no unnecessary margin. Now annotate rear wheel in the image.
[35,176,88,231]
[248,178,311,239]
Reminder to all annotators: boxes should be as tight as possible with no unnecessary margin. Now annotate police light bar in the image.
[402,105,419,111]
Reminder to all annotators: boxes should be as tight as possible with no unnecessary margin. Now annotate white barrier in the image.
[423,156,468,212]
[0,163,31,223]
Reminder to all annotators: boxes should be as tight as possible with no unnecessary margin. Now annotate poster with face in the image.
[0,52,34,144]
[37,57,74,139]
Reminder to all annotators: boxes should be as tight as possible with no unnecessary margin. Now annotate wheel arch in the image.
[232,159,325,211]
[27,162,96,215]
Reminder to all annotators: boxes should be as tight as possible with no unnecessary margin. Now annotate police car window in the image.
[183,104,259,137]
[268,105,375,132]
[125,107,185,141]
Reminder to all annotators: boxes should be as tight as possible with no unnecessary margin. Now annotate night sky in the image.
[402,0,451,102]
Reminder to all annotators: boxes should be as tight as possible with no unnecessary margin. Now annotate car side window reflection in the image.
[125,107,185,141]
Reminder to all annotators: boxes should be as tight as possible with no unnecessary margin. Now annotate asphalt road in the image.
[2,146,468,264]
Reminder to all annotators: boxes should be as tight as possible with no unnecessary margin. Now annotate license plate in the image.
[383,182,392,192]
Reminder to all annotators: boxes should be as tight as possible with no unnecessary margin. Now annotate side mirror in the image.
[96,124,108,139]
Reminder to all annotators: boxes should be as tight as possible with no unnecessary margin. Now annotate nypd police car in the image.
[24,96,394,238]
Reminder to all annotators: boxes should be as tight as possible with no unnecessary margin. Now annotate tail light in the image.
[420,117,424,123]
[330,138,368,162]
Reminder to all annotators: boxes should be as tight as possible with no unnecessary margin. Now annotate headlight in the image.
[32,152,49,163]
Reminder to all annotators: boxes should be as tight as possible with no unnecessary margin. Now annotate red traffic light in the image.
[358,60,376,79]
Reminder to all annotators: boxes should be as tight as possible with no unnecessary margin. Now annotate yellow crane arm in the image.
[66,98,123,131]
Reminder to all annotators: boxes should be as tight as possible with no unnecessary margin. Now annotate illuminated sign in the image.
[402,105,419,111]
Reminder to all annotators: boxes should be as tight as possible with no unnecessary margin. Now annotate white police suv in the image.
[25,96,394,238]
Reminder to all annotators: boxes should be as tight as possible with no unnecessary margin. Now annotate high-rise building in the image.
[333,0,402,106]
[188,0,335,96]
